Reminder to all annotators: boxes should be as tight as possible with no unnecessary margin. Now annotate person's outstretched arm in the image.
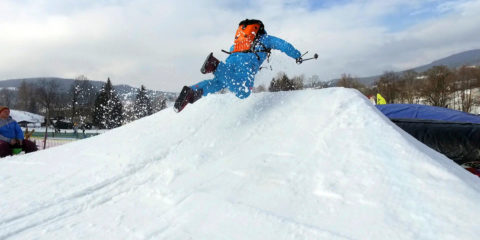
[263,35,301,59]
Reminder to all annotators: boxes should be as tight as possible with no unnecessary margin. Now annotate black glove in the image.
[296,57,303,64]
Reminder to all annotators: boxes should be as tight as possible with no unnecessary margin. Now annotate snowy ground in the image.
[1,88,480,240]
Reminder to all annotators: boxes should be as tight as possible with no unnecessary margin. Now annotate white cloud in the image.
[1,0,480,91]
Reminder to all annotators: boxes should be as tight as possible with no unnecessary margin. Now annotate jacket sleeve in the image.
[264,35,301,59]
[0,134,10,142]
[14,122,24,140]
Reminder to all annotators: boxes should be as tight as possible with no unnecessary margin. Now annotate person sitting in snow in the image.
[174,19,303,112]
[0,106,38,157]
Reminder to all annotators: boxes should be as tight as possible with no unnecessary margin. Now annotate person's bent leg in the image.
[191,62,229,96]
[234,87,252,99]
[174,86,201,112]
[227,70,254,99]
[22,139,38,153]
[174,77,226,112]
[190,78,225,97]
[0,141,12,158]
[174,62,231,112]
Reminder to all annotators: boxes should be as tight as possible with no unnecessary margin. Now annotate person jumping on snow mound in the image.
[174,19,303,112]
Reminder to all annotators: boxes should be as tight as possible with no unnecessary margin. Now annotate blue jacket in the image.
[226,34,301,76]
[192,33,301,99]
[0,117,24,143]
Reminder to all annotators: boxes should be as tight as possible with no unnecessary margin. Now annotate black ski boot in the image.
[200,52,220,74]
[174,86,203,113]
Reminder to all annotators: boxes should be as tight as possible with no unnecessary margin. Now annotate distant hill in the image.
[0,77,177,101]
[330,49,480,86]
[410,49,480,72]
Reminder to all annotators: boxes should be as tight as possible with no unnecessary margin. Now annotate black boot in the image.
[200,52,220,74]
[174,86,203,113]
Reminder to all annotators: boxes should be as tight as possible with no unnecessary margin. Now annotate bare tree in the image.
[0,88,15,107]
[15,80,30,111]
[35,79,61,147]
[70,75,91,124]
[455,66,479,112]
[14,80,39,113]
[337,74,355,88]
[397,70,419,104]
[36,79,60,126]
[71,77,82,124]
[292,74,305,90]
[337,73,370,96]
[69,76,97,126]
[420,66,454,107]
[307,75,323,89]
[375,71,399,104]
[253,84,267,93]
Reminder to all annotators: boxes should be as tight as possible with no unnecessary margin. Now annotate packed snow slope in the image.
[1,88,480,240]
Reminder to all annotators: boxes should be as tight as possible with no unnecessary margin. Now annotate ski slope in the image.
[1,88,479,239]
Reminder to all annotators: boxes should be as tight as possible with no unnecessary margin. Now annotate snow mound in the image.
[1,88,480,239]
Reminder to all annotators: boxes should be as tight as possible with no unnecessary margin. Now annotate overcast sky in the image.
[1,0,479,92]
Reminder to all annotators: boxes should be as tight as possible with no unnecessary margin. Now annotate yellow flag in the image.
[377,93,386,105]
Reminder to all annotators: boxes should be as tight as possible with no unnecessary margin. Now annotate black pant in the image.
[0,140,38,157]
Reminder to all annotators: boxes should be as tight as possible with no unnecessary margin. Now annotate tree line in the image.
[351,65,480,113]
[2,64,478,129]
[255,65,480,113]
[0,76,168,129]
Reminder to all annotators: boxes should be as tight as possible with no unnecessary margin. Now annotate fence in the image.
[30,136,78,149]
[25,129,105,150]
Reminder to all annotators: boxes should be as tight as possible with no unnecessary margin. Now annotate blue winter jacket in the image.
[0,117,24,143]
[192,33,301,99]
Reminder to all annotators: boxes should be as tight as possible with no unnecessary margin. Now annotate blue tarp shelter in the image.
[375,104,480,164]
[376,104,480,124]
